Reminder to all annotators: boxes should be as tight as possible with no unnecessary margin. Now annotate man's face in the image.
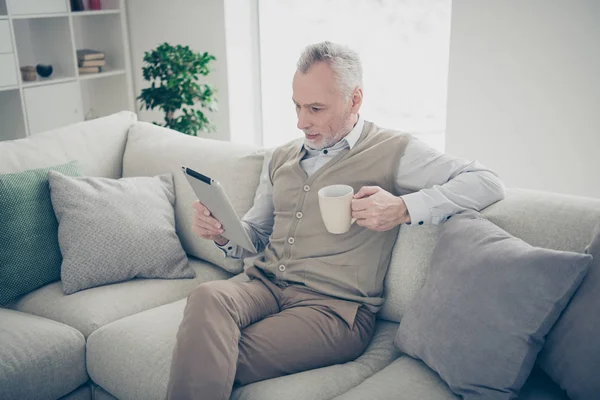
[292,62,361,150]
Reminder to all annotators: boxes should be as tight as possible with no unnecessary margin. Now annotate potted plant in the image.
[137,42,218,136]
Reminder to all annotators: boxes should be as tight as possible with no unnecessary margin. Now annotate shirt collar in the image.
[343,115,364,150]
[302,115,364,153]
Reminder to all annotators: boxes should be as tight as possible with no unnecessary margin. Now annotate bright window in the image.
[258,0,451,151]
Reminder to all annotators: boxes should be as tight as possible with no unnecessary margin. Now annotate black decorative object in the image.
[71,0,84,12]
[36,64,53,78]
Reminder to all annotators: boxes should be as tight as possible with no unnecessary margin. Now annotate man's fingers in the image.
[192,200,203,212]
[193,222,222,239]
[192,201,211,216]
[194,209,222,228]
[195,217,223,234]
[194,226,220,238]
[355,218,368,228]
[353,186,380,199]
[192,224,214,239]
[352,209,368,220]
[351,197,369,211]
[194,214,223,231]
[192,203,224,237]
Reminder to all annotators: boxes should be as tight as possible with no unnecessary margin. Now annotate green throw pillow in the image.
[0,161,82,305]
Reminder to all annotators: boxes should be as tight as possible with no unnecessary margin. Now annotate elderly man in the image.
[167,41,505,399]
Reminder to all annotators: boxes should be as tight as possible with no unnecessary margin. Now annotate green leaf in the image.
[137,42,218,135]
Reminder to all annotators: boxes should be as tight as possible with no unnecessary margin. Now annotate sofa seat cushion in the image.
[91,386,116,400]
[332,356,568,400]
[5,256,231,338]
[86,296,401,400]
[230,320,400,400]
[0,308,88,400]
[59,384,92,400]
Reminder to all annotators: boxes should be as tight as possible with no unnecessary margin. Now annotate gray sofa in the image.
[1,111,598,400]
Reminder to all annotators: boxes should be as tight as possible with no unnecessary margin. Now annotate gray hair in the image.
[297,41,363,99]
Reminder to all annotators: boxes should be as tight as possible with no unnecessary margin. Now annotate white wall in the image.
[446,0,600,198]
[125,0,230,141]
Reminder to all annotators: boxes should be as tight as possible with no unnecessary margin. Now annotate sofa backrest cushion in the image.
[0,111,137,178]
[122,122,265,274]
[379,188,600,323]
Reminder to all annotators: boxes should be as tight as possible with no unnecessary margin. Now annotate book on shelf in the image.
[79,59,106,68]
[79,66,103,74]
[76,49,105,61]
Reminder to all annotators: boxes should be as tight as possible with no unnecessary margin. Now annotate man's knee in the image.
[187,280,234,309]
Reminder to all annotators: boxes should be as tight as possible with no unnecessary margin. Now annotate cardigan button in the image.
[278,264,286,272]
[303,185,310,192]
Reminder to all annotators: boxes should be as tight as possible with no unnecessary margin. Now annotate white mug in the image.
[318,184,357,234]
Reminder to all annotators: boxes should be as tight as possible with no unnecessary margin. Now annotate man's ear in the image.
[350,87,363,114]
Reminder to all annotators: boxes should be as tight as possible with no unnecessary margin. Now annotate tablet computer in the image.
[181,166,257,253]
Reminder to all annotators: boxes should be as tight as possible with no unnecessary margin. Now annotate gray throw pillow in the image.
[394,211,592,400]
[48,171,194,295]
[537,221,600,399]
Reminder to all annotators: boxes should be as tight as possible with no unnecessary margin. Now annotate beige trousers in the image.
[166,266,376,400]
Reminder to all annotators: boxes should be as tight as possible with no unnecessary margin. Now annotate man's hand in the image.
[192,201,229,246]
[351,186,411,231]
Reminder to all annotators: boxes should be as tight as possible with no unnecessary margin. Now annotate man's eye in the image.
[311,107,321,112]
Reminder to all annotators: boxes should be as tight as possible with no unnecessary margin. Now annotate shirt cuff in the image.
[400,192,432,226]
[214,240,234,256]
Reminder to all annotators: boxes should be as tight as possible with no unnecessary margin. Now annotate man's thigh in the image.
[234,305,375,386]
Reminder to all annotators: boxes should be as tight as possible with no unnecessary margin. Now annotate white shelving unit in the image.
[0,0,134,140]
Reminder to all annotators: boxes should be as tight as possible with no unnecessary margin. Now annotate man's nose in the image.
[297,109,311,130]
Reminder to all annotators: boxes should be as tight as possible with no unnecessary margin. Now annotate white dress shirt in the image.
[217,116,505,258]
